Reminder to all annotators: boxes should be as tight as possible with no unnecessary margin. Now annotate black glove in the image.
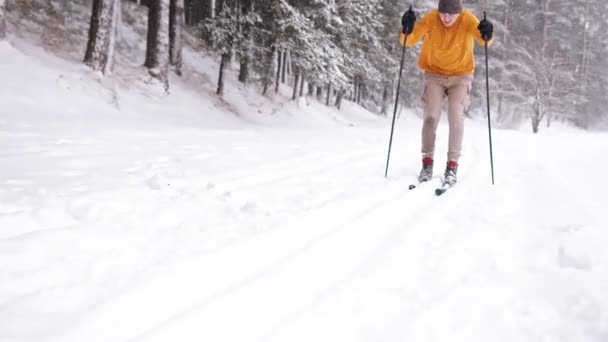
[401,7,416,35]
[478,17,493,41]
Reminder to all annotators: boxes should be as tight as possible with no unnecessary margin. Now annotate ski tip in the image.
[408,184,416,190]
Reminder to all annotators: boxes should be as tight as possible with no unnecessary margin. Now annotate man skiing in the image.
[400,0,493,186]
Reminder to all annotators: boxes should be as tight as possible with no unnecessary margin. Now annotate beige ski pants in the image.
[420,72,474,163]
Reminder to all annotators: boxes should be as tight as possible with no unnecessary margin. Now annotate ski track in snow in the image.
[0,122,415,341]
[65,162,451,342]
[3,123,608,342]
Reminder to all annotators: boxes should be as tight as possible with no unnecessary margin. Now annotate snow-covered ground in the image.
[2,16,608,342]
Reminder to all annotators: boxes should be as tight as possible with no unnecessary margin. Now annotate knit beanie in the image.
[438,0,463,14]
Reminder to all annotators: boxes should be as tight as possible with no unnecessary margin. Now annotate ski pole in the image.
[385,6,413,178]
[483,11,495,185]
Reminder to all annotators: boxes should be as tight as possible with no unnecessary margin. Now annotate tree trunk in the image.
[217,53,229,96]
[238,50,250,84]
[292,66,300,101]
[262,45,275,96]
[325,83,331,106]
[497,95,504,122]
[532,84,542,134]
[381,83,390,116]
[299,69,305,97]
[215,0,224,17]
[335,89,344,110]
[201,0,214,19]
[185,0,213,25]
[532,118,540,133]
[145,0,170,91]
[308,83,314,96]
[169,0,184,76]
[281,50,287,83]
[0,0,6,39]
[238,0,253,84]
[316,86,322,99]
[275,49,282,93]
[84,0,120,74]
[145,0,158,67]
[540,0,549,58]
[580,0,590,99]
[184,0,192,25]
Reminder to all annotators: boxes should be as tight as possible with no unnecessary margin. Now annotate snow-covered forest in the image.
[120,0,608,131]
[200,0,608,132]
[4,0,607,131]
[202,0,608,132]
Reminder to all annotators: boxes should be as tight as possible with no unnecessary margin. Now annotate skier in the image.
[400,0,493,186]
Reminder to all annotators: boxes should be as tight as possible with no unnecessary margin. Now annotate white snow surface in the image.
[1,37,608,342]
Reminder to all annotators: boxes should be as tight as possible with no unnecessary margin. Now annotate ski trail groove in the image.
[125,179,456,342]
[122,183,426,342]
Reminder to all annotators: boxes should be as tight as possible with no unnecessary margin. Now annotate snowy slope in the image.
[2,17,608,342]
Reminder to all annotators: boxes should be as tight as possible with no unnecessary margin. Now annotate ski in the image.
[434,182,454,196]
[408,179,431,190]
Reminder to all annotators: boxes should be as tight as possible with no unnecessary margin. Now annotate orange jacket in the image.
[400,9,493,76]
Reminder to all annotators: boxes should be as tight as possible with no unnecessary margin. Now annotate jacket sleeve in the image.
[468,12,494,46]
[400,12,431,47]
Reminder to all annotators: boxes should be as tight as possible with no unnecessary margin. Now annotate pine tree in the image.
[237,0,256,84]
[254,0,295,94]
[333,0,384,109]
[255,0,280,94]
[289,0,349,103]
[84,0,121,74]
[205,0,237,96]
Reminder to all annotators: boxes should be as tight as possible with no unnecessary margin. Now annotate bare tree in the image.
[169,0,184,75]
[84,0,121,74]
[145,0,170,91]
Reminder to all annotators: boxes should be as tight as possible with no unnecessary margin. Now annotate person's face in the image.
[439,12,460,27]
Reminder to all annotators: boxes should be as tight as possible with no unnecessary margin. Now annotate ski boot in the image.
[443,161,458,186]
[418,157,434,183]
